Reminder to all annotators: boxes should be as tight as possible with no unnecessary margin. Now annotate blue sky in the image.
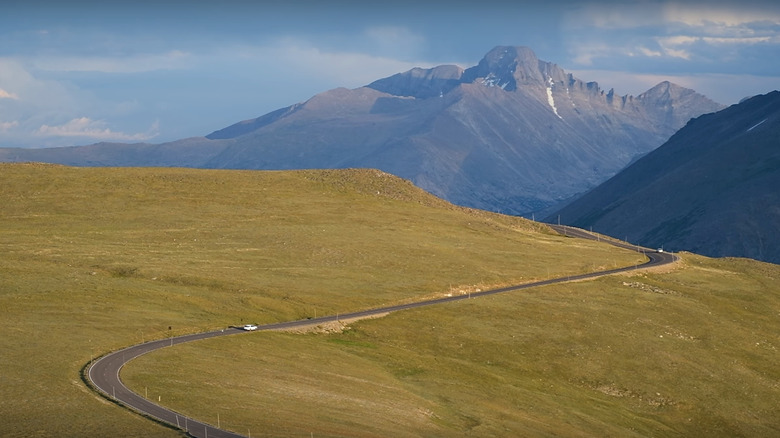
[1,0,778,148]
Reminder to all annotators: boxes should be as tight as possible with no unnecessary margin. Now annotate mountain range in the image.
[0,46,723,215]
[551,91,780,264]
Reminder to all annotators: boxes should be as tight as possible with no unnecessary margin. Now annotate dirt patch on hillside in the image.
[276,313,390,335]
[612,256,682,277]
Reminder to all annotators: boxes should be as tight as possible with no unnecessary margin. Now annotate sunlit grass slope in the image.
[127,255,780,438]
[0,163,644,437]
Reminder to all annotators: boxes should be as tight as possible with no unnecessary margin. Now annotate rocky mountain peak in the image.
[368,46,575,99]
[637,80,725,127]
[461,46,547,91]
[639,81,695,104]
[367,64,463,99]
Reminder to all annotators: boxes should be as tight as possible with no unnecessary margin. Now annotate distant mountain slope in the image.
[0,46,724,215]
[0,137,230,168]
[198,46,723,214]
[550,91,780,264]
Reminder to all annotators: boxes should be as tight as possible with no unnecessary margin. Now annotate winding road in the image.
[87,225,677,438]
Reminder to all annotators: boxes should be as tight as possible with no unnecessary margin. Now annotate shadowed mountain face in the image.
[0,46,723,215]
[550,91,780,264]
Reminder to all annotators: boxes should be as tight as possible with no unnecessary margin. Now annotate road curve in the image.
[87,225,677,438]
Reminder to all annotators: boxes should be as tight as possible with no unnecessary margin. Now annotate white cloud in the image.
[659,35,775,47]
[658,35,698,46]
[229,40,435,88]
[35,117,158,142]
[702,36,775,44]
[0,58,86,111]
[0,58,165,147]
[0,120,19,131]
[663,48,692,60]
[661,3,780,28]
[655,33,778,60]
[565,2,780,66]
[568,2,664,29]
[0,88,19,100]
[363,26,427,57]
[30,50,191,73]
[286,47,431,86]
[638,47,663,57]
[568,42,616,66]
[571,2,780,30]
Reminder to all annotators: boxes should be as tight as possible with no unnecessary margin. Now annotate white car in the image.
[242,324,258,331]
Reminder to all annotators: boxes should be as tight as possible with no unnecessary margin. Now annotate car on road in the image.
[242,324,258,331]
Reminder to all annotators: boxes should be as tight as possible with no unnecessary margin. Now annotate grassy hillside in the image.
[0,163,651,437]
[124,254,780,437]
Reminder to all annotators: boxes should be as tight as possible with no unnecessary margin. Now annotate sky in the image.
[1,0,779,148]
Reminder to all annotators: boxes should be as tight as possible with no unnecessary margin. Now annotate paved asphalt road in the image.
[87,225,677,438]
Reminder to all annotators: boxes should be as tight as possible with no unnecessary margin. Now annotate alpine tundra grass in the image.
[1,163,777,437]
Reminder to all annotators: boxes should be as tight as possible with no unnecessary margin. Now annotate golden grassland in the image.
[1,163,777,437]
[124,255,780,438]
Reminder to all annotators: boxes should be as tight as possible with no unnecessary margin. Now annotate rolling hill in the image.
[1,163,778,437]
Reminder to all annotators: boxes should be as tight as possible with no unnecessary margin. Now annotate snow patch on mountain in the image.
[481,73,510,89]
[547,78,562,119]
[747,118,767,132]
[566,87,575,107]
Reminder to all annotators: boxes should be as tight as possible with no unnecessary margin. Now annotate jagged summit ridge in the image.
[367,45,705,120]
[461,46,570,90]
[461,46,534,90]
[367,64,463,99]
[640,81,692,100]
[368,46,571,98]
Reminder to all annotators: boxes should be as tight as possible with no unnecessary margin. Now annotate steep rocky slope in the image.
[550,91,780,263]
